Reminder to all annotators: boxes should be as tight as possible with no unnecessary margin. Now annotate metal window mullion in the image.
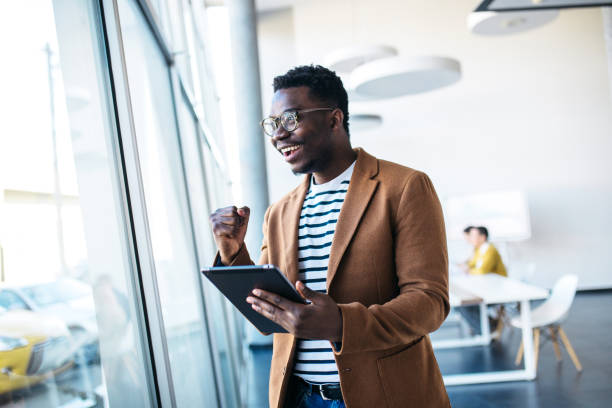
[93,0,160,406]
[190,1,225,109]
[100,0,177,406]
[177,77,228,173]
[134,0,174,65]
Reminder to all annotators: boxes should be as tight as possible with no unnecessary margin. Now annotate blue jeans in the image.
[284,377,346,408]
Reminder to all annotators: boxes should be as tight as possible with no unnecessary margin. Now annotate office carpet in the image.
[246,291,612,408]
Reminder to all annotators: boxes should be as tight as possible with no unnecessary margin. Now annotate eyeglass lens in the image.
[262,118,277,136]
[280,112,297,132]
[262,111,298,136]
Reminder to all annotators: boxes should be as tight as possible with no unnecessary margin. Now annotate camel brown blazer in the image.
[224,148,450,408]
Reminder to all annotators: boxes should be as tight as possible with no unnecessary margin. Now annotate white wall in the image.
[256,1,612,289]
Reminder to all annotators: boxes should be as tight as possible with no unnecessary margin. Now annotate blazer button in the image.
[342,368,351,373]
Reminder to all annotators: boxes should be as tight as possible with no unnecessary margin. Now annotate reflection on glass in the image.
[176,95,240,407]
[0,0,152,406]
[117,0,218,406]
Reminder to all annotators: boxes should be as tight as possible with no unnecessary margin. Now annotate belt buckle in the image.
[319,386,332,401]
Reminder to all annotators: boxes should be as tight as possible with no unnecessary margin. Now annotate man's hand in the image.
[209,206,250,265]
[246,281,343,342]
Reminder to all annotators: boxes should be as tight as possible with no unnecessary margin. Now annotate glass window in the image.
[0,0,154,406]
[21,278,92,307]
[0,291,29,311]
[166,0,195,95]
[175,90,240,407]
[117,0,219,406]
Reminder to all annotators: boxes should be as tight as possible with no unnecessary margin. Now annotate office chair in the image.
[512,274,582,372]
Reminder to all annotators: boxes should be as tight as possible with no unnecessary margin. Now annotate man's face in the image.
[268,86,335,175]
[468,228,485,247]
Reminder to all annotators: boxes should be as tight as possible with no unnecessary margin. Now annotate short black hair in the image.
[476,226,489,240]
[273,65,350,136]
[463,226,474,234]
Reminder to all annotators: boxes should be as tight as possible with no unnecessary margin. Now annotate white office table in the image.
[435,274,549,385]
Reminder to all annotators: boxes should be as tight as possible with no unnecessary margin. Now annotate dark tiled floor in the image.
[246,291,612,407]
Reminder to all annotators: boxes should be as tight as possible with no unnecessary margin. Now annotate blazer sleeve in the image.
[336,172,450,355]
[212,206,271,267]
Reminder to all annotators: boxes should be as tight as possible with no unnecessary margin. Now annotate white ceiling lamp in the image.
[325,44,398,74]
[474,0,612,12]
[337,73,371,102]
[350,113,383,132]
[351,56,462,99]
[346,87,372,102]
[467,10,559,35]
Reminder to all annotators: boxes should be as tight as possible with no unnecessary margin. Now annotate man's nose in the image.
[270,126,290,144]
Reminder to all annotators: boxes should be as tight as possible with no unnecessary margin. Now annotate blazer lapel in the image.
[281,175,310,284]
[327,148,379,290]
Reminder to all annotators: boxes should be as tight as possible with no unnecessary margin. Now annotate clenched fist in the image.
[209,206,250,265]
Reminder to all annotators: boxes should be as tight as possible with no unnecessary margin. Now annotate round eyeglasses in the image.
[260,108,334,137]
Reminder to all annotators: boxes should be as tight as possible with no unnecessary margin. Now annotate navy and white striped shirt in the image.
[293,162,354,384]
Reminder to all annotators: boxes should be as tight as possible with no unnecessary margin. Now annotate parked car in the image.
[0,306,74,395]
[0,278,99,364]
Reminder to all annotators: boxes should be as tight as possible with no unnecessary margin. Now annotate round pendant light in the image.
[338,73,371,102]
[350,56,462,99]
[325,45,398,74]
[350,113,383,132]
[467,10,559,36]
[346,87,372,102]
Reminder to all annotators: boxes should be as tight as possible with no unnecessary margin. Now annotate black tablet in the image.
[201,264,307,334]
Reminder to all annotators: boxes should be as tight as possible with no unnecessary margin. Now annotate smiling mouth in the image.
[279,145,301,157]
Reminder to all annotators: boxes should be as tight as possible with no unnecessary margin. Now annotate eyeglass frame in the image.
[260,107,335,137]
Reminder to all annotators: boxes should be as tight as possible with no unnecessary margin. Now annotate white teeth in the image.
[280,145,300,154]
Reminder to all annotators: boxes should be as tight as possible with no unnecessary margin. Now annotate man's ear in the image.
[331,108,344,130]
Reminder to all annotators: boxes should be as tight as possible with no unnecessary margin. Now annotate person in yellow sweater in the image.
[462,226,507,277]
[458,226,507,335]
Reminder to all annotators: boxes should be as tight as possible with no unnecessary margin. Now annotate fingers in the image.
[250,289,293,310]
[296,281,324,302]
[219,213,243,226]
[237,206,250,219]
[247,296,279,319]
[210,205,249,235]
[220,206,249,227]
[212,223,240,238]
[246,286,340,340]
[246,294,291,330]
[246,288,304,330]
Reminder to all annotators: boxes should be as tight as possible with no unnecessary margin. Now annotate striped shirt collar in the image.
[309,161,356,193]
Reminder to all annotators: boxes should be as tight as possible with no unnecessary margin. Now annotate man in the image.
[458,226,507,335]
[210,65,450,408]
[461,226,507,276]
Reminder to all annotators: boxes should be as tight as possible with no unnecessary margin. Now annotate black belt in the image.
[293,376,343,401]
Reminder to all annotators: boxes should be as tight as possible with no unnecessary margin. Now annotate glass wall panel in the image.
[0,0,153,407]
[193,4,228,157]
[174,90,240,408]
[116,0,218,406]
[199,142,247,403]
[165,0,195,95]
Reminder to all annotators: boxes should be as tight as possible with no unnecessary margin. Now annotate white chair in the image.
[511,274,582,372]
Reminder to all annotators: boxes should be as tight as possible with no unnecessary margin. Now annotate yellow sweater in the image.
[468,243,507,277]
